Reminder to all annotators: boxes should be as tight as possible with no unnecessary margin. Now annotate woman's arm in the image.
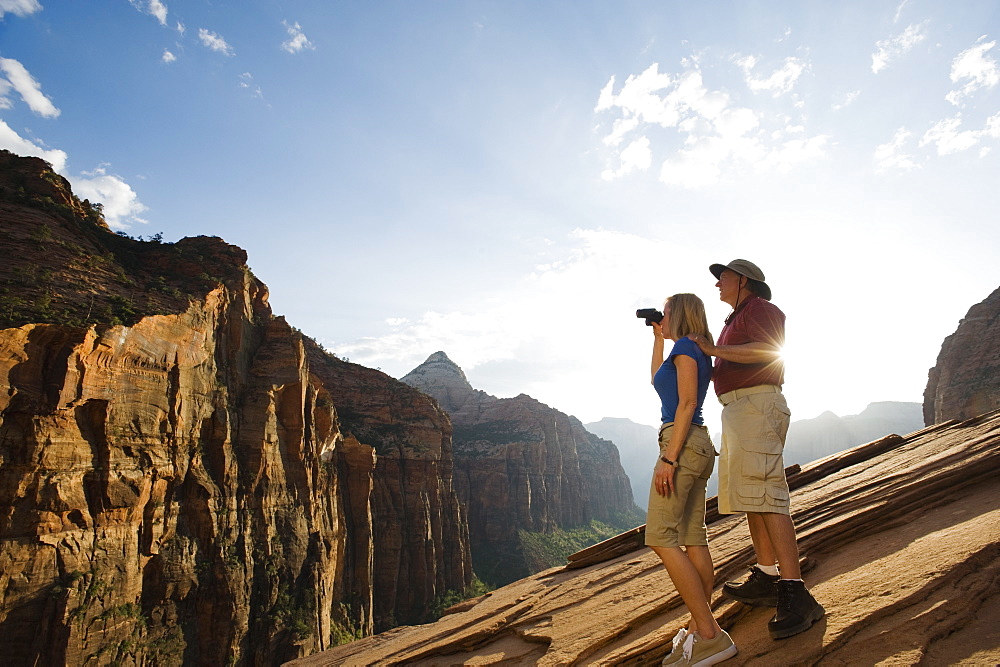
[653,353,699,497]
[650,322,666,383]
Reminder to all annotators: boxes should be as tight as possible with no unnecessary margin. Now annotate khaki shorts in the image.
[718,388,791,515]
[645,423,716,548]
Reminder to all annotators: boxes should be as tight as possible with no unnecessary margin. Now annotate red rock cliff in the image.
[924,285,1000,424]
[0,152,470,664]
[401,352,642,585]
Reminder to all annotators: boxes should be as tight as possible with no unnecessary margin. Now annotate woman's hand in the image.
[653,458,677,497]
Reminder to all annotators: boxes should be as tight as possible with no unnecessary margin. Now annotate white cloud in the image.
[597,63,678,127]
[0,0,41,18]
[893,0,909,23]
[737,55,807,96]
[148,0,167,25]
[595,77,617,112]
[872,22,927,74]
[239,72,263,99]
[601,136,651,180]
[0,119,67,171]
[161,49,176,64]
[660,138,728,188]
[282,20,315,54]
[597,57,826,188]
[919,115,983,155]
[128,0,167,26]
[70,165,149,229]
[198,28,234,56]
[833,90,860,111]
[985,112,1000,139]
[945,37,998,106]
[602,116,639,147]
[874,128,919,172]
[0,57,60,118]
[761,135,829,173]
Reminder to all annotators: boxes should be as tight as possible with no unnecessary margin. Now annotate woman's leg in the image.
[684,545,715,600]
[650,545,722,639]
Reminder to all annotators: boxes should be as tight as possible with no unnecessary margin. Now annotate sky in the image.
[2,0,999,435]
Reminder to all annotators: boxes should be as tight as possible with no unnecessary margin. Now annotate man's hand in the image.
[688,333,715,356]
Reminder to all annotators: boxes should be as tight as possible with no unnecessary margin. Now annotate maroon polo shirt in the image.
[714,295,786,396]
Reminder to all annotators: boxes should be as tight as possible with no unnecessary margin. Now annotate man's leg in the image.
[745,513,777,568]
[750,512,801,579]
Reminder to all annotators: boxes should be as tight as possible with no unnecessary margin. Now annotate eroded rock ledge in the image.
[290,410,1000,666]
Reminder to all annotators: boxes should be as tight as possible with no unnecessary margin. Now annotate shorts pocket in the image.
[737,484,789,509]
[766,485,790,508]
[745,393,791,451]
[737,484,766,506]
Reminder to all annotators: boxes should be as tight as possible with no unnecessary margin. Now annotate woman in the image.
[647,293,737,666]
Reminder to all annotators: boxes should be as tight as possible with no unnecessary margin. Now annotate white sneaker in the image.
[661,627,689,665]
[681,630,738,666]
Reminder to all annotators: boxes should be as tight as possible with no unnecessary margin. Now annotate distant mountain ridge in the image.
[401,352,643,586]
[587,401,924,507]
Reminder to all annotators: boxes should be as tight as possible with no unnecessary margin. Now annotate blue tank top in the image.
[652,337,713,425]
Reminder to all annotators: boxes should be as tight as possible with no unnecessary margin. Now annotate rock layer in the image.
[402,352,642,585]
[924,285,1000,424]
[0,152,471,664]
[289,411,1000,666]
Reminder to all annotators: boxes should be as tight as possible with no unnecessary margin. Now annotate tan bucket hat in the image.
[709,259,771,300]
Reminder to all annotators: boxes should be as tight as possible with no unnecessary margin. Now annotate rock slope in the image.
[924,284,1000,424]
[402,352,642,586]
[0,152,470,665]
[289,410,1000,665]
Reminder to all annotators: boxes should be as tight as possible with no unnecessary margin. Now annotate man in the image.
[689,259,824,640]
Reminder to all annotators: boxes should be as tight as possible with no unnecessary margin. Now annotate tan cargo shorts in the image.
[718,387,791,515]
[645,423,717,548]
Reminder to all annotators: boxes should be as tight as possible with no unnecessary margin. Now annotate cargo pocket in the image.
[737,484,789,510]
[764,484,789,510]
[740,394,790,483]
[736,484,766,507]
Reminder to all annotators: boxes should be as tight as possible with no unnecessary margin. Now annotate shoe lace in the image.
[671,628,687,651]
[776,581,791,607]
[681,632,696,661]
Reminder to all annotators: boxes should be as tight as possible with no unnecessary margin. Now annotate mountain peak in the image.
[401,351,475,412]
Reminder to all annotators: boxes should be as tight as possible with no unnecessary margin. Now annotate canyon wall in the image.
[402,352,642,585]
[924,285,1000,424]
[0,152,470,665]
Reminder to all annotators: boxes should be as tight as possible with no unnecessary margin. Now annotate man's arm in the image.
[688,335,781,364]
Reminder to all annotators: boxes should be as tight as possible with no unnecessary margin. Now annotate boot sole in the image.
[722,589,777,607]
[690,643,738,666]
[768,603,825,640]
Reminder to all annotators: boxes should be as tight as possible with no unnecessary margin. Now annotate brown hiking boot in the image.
[768,579,825,639]
[722,566,778,606]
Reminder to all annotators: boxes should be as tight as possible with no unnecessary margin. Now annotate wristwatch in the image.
[660,455,678,467]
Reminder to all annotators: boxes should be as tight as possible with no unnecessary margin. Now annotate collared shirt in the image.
[713,295,785,396]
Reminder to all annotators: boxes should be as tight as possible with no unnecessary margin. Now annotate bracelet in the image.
[660,455,678,467]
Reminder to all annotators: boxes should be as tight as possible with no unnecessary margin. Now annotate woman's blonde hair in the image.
[666,293,714,345]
